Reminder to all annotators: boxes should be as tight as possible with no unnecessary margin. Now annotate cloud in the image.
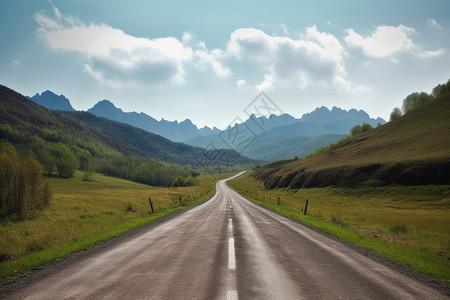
[225,26,355,91]
[236,79,248,91]
[344,25,415,57]
[418,48,445,58]
[427,18,442,30]
[344,25,444,60]
[34,7,227,87]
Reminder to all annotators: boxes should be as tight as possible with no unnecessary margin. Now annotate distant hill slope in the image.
[253,93,450,188]
[184,134,346,161]
[27,90,75,111]
[0,85,252,167]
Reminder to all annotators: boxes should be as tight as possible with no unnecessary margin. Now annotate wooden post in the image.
[277,196,280,205]
[179,195,182,205]
[149,198,154,214]
[304,199,309,215]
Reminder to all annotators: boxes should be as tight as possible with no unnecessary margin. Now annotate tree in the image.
[0,142,52,219]
[402,92,431,113]
[390,107,402,121]
[431,79,450,97]
[49,143,79,178]
[350,123,373,136]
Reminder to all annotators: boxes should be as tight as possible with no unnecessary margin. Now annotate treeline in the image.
[390,79,450,121]
[0,142,52,219]
[95,156,193,187]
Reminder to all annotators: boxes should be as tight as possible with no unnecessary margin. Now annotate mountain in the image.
[182,107,385,160]
[27,90,75,111]
[253,93,450,188]
[258,106,385,138]
[0,85,252,167]
[87,100,220,142]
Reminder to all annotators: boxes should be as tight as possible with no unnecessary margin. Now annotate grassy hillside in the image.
[254,93,450,188]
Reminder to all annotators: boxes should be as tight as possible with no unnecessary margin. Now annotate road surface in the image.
[5,172,447,299]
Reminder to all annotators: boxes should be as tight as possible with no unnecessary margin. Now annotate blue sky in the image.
[1,0,449,129]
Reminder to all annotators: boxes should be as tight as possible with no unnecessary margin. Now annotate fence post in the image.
[149,198,154,214]
[304,199,309,215]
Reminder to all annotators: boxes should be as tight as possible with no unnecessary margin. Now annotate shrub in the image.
[0,142,52,219]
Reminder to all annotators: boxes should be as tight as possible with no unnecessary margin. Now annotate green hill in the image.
[253,93,450,188]
[0,85,253,185]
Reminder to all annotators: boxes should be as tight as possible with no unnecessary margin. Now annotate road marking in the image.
[227,290,238,300]
[229,218,233,231]
[228,237,236,269]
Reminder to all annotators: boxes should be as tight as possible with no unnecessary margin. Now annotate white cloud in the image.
[419,48,445,58]
[34,7,227,87]
[345,25,445,60]
[427,18,442,30]
[236,79,248,91]
[226,26,354,91]
[344,25,415,57]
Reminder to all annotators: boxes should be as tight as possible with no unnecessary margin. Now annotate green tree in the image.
[402,92,431,113]
[390,107,402,121]
[0,142,52,219]
[49,143,79,178]
[350,123,373,136]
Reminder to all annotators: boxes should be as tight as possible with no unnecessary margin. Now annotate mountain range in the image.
[28,90,386,161]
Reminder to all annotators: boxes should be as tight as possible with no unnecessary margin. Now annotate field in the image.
[229,172,450,284]
[0,171,230,279]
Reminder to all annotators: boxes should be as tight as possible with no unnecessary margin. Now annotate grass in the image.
[0,171,231,280]
[228,172,450,285]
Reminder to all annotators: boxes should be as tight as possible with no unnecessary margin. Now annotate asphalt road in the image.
[6,172,447,299]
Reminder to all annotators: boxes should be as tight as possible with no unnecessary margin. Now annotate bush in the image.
[0,142,52,220]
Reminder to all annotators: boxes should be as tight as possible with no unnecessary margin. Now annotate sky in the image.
[1,0,449,129]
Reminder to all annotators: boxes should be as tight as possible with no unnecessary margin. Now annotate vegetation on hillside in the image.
[252,81,450,189]
[0,142,52,220]
[0,85,252,189]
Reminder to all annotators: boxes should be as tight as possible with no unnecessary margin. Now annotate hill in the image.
[0,85,252,169]
[27,90,75,111]
[253,93,450,188]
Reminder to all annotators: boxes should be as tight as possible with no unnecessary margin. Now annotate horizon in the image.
[28,88,386,130]
[1,1,449,128]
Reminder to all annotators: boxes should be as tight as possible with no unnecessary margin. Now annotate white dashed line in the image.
[228,237,236,269]
[227,290,238,300]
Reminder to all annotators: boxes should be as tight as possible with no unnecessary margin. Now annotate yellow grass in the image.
[230,172,450,259]
[0,171,228,261]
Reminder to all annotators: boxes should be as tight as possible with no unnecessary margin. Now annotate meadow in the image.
[0,171,229,279]
[228,172,450,284]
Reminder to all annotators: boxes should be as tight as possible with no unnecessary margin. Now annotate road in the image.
[6,172,447,299]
